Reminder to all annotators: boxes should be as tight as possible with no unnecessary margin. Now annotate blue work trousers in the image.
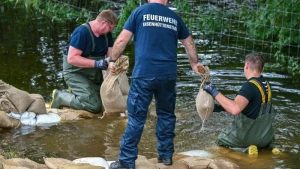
[118,75,177,168]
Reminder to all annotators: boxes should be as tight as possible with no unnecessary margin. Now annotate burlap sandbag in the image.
[27,94,47,114]
[0,80,11,97]
[0,98,17,113]
[100,55,130,117]
[4,158,48,169]
[0,111,20,128]
[180,156,213,169]
[4,86,35,113]
[209,159,240,169]
[135,155,157,169]
[54,109,94,121]
[44,158,73,169]
[58,164,105,169]
[195,66,214,131]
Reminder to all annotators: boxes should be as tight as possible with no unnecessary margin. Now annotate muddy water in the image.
[0,2,300,169]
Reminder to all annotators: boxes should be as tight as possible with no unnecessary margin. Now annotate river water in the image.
[0,2,299,169]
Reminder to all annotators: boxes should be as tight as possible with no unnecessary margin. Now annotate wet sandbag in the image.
[58,163,105,169]
[100,55,130,117]
[73,157,109,168]
[20,112,36,126]
[4,158,48,169]
[36,113,61,126]
[180,156,213,169]
[135,155,157,169]
[4,86,35,113]
[0,98,17,113]
[155,161,189,169]
[0,80,11,97]
[27,94,47,114]
[0,111,21,128]
[195,66,214,131]
[44,157,73,169]
[209,159,240,169]
[55,108,94,121]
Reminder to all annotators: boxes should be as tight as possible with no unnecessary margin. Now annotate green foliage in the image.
[114,0,138,37]
[4,0,110,23]
[242,0,300,75]
[174,0,192,13]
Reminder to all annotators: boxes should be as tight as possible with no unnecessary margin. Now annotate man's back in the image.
[123,3,190,78]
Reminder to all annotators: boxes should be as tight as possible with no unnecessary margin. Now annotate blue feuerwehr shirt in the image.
[67,22,114,57]
[123,3,190,78]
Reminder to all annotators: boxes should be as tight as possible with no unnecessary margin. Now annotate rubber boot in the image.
[50,89,74,108]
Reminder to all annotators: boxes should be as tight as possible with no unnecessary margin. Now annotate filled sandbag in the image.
[4,158,48,169]
[44,158,73,169]
[36,113,61,126]
[0,80,11,97]
[135,155,157,169]
[0,98,17,113]
[20,112,36,126]
[0,111,21,128]
[209,159,240,169]
[73,157,108,169]
[4,87,35,113]
[54,109,95,121]
[195,66,214,131]
[100,55,130,117]
[58,163,104,169]
[180,156,213,169]
[27,94,47,114]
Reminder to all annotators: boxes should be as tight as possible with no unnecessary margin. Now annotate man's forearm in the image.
[111,29,132,60]
[181,36,199,66]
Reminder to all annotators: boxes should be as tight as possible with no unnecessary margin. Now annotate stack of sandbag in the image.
[180,156,240,169]
[0,80,47,114]
[0,80,54,128]
[195,66,214,130]
[100,55,130,117]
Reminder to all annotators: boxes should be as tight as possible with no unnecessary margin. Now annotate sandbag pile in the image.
[0,154,240,169]
[0,80,53,128]
[100,55,130,117]
[0,80,47,114]
[195,66,215,131]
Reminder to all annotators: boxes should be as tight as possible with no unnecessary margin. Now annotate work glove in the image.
[203,82,219,98]
[94,59,108,70]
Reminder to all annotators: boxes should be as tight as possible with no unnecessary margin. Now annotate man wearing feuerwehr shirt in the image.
[108,1,204,168]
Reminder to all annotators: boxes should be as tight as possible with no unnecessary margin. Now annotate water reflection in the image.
[0,2,299,169]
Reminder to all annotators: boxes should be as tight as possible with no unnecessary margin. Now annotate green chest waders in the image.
[216,79,276,148]
[62,23,108,113]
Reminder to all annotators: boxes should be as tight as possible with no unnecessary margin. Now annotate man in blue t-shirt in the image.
[50,10,118,113]
[108,1,204,169]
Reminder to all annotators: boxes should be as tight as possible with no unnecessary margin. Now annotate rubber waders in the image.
[50,89,74,108]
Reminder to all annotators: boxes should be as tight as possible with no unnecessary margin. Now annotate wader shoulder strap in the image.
[82,23,95,52]
[249,79,272,103]
[82,23,109,53]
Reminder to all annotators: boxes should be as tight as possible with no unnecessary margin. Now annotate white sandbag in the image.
[20,112,36,126]
[36,113,61,126]
[195,66,214,131]
[7,112,21,119]
[73,157,109,169]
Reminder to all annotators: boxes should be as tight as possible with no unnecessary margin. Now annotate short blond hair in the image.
[96,9,118,25]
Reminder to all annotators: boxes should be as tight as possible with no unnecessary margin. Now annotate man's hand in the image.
[108,62,116,75]
[203,82,219,98]
[192,62,205,75]
[94,59,108,70]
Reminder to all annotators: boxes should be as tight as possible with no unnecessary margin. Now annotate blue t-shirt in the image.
[67,23,114,57]
[123,3,190,78]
